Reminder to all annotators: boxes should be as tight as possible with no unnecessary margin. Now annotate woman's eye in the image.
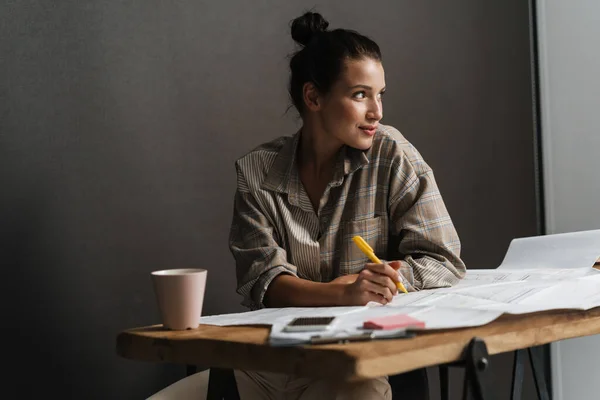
[353,91,366,99]
[378,91,386,99]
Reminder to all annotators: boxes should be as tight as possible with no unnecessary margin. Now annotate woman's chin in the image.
[352,138,374,151]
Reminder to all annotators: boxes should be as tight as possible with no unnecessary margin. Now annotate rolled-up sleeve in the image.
[388,153,466,290]
[229,168,297,309]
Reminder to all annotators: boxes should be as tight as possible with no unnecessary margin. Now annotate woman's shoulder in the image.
[373,124,422,159]
[376,124,409,144]
[234,135,292,182]
[373,124,430,173]
[238,136,289,161]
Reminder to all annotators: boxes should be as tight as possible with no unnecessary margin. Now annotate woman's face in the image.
[317,57,385,151]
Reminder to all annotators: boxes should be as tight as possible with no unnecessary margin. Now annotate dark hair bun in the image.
[291,12,329,46]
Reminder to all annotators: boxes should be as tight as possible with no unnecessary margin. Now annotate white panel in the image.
[537,1,600,399]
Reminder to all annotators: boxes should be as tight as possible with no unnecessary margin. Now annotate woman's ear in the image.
[302,82,321,111]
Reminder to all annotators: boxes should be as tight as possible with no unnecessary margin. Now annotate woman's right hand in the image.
[341,262,400,305]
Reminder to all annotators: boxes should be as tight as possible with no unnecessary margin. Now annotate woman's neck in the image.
[298,121,343,179]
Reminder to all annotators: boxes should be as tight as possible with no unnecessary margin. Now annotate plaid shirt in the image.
[229,124,466,310]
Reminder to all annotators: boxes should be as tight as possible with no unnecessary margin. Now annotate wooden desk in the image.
[117,307,600,382]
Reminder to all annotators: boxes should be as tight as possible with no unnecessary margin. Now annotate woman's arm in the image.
[229,168,299,310]
[389,156,467,290]
[265,264,401,307]
[264,275,347,307]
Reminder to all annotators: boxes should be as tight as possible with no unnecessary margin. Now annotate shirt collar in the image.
[261,130,370,194]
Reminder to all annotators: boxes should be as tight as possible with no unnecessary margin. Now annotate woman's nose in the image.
[367,99,383,121]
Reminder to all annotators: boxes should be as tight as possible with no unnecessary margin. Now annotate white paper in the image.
[460,267,600,284]
[498,229,600,270]
[405,306,504,329]
[199,229,600,345]
[385,271,600,315]
[381,280,552,315]
[387,290,510,310]
[199,306,364,326]
[518,278,600,310]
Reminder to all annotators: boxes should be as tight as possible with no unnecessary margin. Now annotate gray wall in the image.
[1,1,539,398]
[536,1,600,399]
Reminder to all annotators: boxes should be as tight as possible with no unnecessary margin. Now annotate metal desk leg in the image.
[464,337,495,400]
[529,346,550,400]
[440,365,450,400]
[462,367,469,400]
[454,340,550,400]
[511,349,526,400]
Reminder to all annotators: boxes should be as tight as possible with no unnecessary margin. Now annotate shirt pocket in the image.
[337,216,388,276]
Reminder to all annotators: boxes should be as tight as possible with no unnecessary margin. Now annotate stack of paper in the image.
[198,229,600,345]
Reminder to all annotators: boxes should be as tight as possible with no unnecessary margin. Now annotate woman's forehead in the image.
[339,58,385,88]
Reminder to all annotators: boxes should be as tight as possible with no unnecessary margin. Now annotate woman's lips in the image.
[359,126,377,136]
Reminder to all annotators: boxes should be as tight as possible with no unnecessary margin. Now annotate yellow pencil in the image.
[352,235,408,294]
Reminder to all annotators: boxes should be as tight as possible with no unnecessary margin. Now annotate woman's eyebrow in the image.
[347,84,386,91]
[348,84,372,90]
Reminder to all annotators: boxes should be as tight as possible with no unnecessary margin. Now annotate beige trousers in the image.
[234,370,392,400]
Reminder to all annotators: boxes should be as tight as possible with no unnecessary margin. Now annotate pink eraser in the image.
[363,314,426,330]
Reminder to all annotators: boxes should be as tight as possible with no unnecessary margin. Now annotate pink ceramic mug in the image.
[151,268,207,330]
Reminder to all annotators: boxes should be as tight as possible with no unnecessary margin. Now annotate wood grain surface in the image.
[117,307,600,381]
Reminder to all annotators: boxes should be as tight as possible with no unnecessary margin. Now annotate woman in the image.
[229,11,466,400]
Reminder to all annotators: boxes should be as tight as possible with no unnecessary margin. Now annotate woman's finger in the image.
[387,260,402,270]
[363,292,387,305]
[361,280,394,302]
[358,269,397,295]
[365,262,400,282]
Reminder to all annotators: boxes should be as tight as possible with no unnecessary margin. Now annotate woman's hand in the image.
[341,261,402,306]
[330,274,358,285]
